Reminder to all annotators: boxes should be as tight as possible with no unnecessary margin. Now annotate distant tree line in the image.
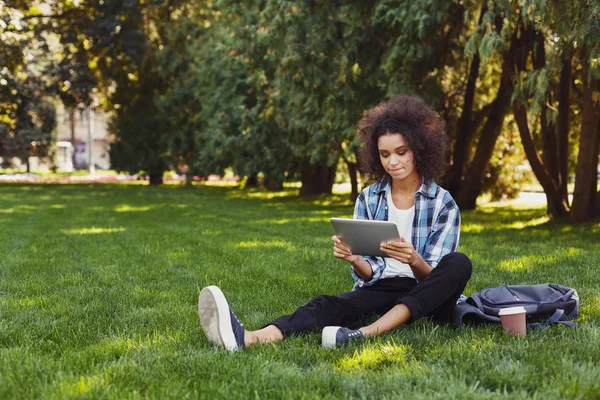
[1,0,599,221]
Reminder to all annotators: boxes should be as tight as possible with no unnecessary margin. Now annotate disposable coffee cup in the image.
[498,306,527,337]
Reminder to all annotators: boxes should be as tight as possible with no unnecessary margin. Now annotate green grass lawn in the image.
[1,183,599,399]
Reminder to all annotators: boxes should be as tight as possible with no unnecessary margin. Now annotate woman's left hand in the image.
[380,237,420,266]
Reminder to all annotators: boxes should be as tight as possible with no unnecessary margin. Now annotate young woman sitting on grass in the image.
[198,94,472,350]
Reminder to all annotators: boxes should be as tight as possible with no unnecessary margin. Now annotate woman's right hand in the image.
[332,235,360,263]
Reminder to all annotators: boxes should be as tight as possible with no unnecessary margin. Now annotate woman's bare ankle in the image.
[245,325,284,347]
[263,325,284,342]
[359,326,376,337]
[244,331,259,347]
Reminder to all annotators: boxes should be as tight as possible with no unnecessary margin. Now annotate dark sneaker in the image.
[198,286,245,351]
[322,326,364,348]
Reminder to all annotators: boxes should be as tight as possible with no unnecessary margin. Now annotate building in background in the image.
[54,104,111,172]
[0,104,111,173]
[55,141,74,172]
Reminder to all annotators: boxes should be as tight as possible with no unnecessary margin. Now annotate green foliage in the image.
[482,121,533,201]
[496,0,600,118]
[99,0,205,182]
[154,17,207,181]
[0,2,57,167]
[190,2,295,184]
[3,0,598,210]
[183,0,466,191]
[108,65,169,183]
[375,0,466,106]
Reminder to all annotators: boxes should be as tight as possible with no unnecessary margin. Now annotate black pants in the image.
[269,252,472,337]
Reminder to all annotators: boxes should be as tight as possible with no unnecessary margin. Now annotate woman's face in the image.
[377,133,417,181]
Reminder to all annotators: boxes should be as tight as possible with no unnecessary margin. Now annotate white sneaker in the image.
[198,286,245,351]
[322,326,364,348]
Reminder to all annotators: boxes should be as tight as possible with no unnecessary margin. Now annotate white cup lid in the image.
[498,306,527,316]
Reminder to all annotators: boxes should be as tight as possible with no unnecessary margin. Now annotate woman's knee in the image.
[305,294,344,311]
[439,252,472,280]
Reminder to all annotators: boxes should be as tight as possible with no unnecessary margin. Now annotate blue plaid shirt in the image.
[351,177,461,289]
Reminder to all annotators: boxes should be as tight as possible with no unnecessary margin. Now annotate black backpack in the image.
[453,283,579,328]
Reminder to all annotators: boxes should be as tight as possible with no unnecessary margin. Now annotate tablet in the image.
[330,218,400,257]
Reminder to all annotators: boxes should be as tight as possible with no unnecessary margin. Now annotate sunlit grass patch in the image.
[498,254,553,272]
[199,228,222,235]
[251,216,332,225]
[59,375,107,397]
[81,331,186,358]
[462,213,549,232]
[234,239,295,250]
[0,204,38,214]
[225,188,299,200]
[504,215,550,229]
[578,296,600,323]
[114,205,152,212]
[335,343,410,371]
[461,222,485,233]
[61,227,126,235]
[496,246,584,272]
[167,248,189,260]
[565,247,584,256]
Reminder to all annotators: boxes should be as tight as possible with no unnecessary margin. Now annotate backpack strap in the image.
[452,303,500,328]
[454,305,577,329]
[528,309,577,329]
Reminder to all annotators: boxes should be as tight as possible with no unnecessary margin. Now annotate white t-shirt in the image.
[381,190,415,279]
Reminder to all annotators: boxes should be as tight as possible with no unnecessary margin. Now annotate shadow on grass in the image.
[3,183,598,241]
[3,183,599,277]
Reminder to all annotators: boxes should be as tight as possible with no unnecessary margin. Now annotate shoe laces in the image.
[233,314,244,328]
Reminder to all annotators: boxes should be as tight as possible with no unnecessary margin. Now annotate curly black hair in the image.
[357,94,448,183]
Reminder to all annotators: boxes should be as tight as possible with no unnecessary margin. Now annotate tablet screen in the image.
[330,218,400,257]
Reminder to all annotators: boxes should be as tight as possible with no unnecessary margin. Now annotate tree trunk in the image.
[299,158,337,196]
[444,3,486,196]
[346,160,359,202]
[245,174,259,188]
[541,109,561,215]
[533,30,563,215]
[149,172,163,185]
[69,108,76,168]
[513,101,570,217]
[445,51,481,196]
[557,52,573,200]
[264,176,284,191]
[571,74,600,222]
[454,24,525,209]
[455,79,513,209]
[587,119,599,218]
[593,119,600,217]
